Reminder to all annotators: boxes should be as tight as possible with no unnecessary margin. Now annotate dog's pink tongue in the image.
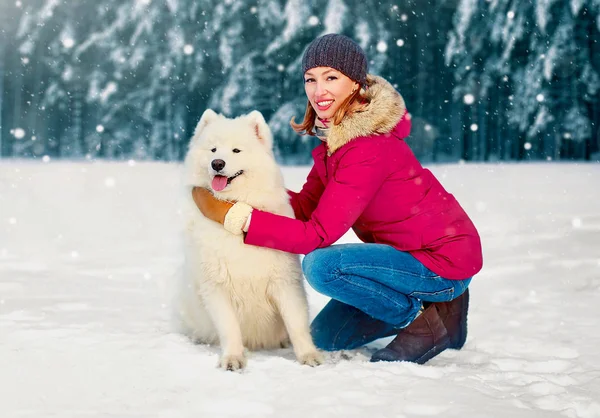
[211,175,228,192]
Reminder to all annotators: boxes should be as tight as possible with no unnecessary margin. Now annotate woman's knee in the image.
[302,247,341,292]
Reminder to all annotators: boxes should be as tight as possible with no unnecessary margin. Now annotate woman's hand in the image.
[191,187,234,225]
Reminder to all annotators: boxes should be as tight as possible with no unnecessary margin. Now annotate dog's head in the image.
[184,109,281,199]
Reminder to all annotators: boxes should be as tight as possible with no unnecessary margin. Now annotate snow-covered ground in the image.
[1,160,599,418]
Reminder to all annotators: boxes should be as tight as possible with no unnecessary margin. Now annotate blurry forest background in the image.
[0,0,599,164]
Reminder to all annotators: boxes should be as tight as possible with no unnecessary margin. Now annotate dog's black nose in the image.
[211,159,225,172]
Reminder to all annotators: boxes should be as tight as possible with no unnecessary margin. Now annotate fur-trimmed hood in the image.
[326,74,408,155]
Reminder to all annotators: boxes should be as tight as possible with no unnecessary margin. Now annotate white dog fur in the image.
[174,109,322,370]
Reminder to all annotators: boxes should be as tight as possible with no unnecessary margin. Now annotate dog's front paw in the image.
[297,350,324,367]
[218,353,247,371]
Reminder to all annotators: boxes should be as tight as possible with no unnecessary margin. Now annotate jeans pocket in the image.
[409,286,455,302]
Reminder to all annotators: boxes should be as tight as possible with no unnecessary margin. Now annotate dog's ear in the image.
[246,111,273,149]
[193,109,219,139]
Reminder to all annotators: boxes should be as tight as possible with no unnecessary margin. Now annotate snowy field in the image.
[1,160,599,418]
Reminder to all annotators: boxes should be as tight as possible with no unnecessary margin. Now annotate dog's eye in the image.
[232,148,241,153]
[211,148,217,153]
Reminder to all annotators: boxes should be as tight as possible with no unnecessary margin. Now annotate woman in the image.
[192,33,483,364]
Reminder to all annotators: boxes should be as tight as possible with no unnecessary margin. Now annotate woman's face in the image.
[304,67,359,120]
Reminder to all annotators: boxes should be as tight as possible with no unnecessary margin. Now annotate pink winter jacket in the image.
[244,75,483,280]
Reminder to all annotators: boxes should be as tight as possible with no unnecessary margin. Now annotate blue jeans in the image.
[302,243,471,351]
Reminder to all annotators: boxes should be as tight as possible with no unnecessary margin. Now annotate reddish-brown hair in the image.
[290,88,370,135]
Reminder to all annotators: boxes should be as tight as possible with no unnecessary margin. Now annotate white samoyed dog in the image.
[175,109,323,371]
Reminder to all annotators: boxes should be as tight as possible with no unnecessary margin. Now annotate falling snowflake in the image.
[62,37,75,49]
[470,124,478,132]
[524,142,532,150]
[277,64,285,72]
[507,11,515,19]
[42,155,50,163]
[128,159,136,167]
[183,44,194,55]
[308,16,319,26]
[463,94,475,105]
[536,94,545,102]
[401,14,408,21]
[96,125,105,133]
[396,39,404,47]
[12,128,25,139]
[376,41,388,53]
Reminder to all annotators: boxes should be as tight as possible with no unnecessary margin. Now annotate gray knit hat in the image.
[301,34,368,85]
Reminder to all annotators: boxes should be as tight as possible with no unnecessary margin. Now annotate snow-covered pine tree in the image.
[381,0,459,162]
[0,1,16,157]
[77,0,186,160]
[74,0,274,160]
[14,0,119,158]
[447,0,600,160]
[2,0,53,158]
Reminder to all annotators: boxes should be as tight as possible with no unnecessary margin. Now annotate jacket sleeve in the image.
[286,164,325,222]
[244,145,387,254]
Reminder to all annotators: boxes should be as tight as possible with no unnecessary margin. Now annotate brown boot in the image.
[432,289,469,350]
[370,304,450,364]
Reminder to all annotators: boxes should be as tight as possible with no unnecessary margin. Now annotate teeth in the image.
[226,170,244,183]
[317,100,333,106]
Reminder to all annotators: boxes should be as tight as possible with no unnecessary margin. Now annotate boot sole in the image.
[370,336,451,364]
[450,289,469,350]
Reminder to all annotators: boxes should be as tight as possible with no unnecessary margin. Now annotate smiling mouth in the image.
[316,100,334,111]
[211,170,244,192]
